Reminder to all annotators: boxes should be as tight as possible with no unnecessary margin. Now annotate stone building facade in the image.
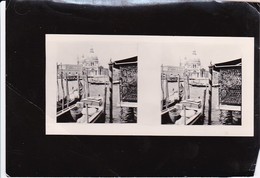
[57,64,82,79]
[77,48,100,77]
[180,51,208,79]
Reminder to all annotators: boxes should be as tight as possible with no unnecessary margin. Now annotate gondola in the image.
[73,96,105,123]
[166,99,204,125]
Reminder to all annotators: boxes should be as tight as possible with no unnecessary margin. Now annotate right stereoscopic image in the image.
[161,45,242,125]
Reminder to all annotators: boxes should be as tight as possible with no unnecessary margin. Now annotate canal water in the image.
[58,80,222,124]
[168,82,221,125]
[57,80,127,123]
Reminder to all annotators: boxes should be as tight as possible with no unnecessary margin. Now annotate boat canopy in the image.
[213,58,241,72]
[113,56,137,69]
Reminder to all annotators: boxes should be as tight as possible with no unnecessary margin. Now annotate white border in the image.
[1,1,6,177]
[46,35,254,136]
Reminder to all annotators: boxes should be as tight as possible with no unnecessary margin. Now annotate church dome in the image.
[190,50,201,64]
[78,48,99,67]
[86,48,98,61]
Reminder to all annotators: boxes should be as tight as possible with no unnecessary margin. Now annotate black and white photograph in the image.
[6,1,259,177]
[46,36,253,136]
[161,40,245,126]
[48,36,138,124]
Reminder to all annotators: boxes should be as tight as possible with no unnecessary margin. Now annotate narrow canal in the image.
[57,80,128,123]
[58,80,224,124]
[168,82,222,125]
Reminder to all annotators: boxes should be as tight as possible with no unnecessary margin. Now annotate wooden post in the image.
[85,103,89,123]
[83,78,85,98]
[60,64,65,110]
[109,61,113,123]
[165,74,169,109]
[57,63,60,101]
[84,69,90,98]
[202,89,206,117]
[84,74,86,98]
[184,106,186,125]
[208,63,213,125]
[227,110,234,124]
[161,65,164,110]
[183,73,187,100]
[161,65,163,110]
[77,73,80,98]
[66,73,69,107]
[103,85,107,116]
[177,74,180,100]
[86,68,90,97]
[187,74,190,99]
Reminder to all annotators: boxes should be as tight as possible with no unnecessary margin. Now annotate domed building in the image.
[180,51,201,70]
[180,50,208,79]
[78,48,100,77]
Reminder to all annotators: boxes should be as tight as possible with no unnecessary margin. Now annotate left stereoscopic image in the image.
[48,36,138,123]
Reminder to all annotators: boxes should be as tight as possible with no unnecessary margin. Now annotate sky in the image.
[161,42,243,69]
[55,41,138,68]
[48,36,243,69]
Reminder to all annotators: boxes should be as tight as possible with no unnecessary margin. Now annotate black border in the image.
[6,0,259,177]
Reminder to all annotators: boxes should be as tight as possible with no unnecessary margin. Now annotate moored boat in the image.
[161,92,182,111]
[75,96,105,123]
[57,81,83,112]
[162,98,204,125]
[56,89,83,122]
[174,99,204,125]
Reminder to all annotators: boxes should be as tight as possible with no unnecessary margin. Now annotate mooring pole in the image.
[57,63,60,101]
[208,62,213,125]
[161,65,164,110]
[187,74,190,99]
[109,61,113,123]
[65,73,69,107]
[86,68,90,97]
[165,74,169,109]
[183,73,187,100]
[85,103,89,123]
[202,89,206,117]
[184,106,186,125]
[60,63,65,110]
[177,74,180,100]
[103,85,107,116]
[77,73,80,98]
